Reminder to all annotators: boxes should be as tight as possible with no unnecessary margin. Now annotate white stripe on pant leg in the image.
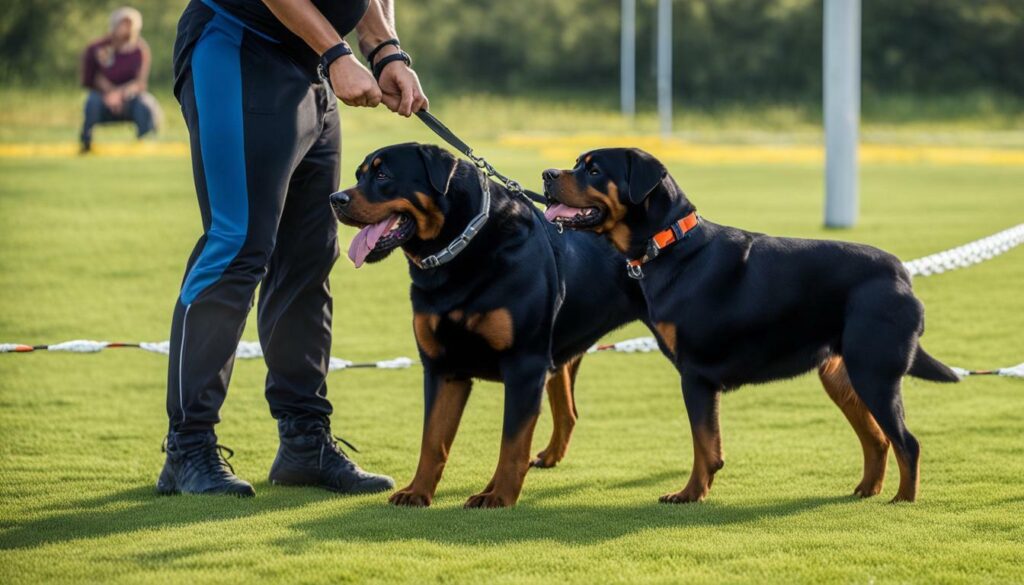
[178,303,191,425]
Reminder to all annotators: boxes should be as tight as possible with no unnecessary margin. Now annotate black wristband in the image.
[366,38,400,66]
[372,51,411,80]
[318,42,353,82]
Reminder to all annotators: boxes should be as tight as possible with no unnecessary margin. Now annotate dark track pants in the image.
[168,12,340,433]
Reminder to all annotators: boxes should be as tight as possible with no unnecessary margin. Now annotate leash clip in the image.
[626,262,644,280]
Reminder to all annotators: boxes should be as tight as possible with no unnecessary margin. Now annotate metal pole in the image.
[620,0,636,117]
[823,0,861,228]
[657,0,672,136]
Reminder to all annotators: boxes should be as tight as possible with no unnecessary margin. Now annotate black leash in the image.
[415,111,548,206]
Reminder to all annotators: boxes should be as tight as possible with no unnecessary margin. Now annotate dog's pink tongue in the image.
[544,203,582,222]
[348,215,399,268]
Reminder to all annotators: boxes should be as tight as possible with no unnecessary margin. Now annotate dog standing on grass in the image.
[543,148,960,504]
[331,143,651,508]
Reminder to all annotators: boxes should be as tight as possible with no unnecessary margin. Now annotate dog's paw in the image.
[464,491,513,509]
[658,489,706,504]
[889,492,916,504]
[388,486,432,507]
[530,449,560,469]
[853,481,883,498]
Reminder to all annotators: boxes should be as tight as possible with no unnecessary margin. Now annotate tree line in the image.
[2,0,1021,104]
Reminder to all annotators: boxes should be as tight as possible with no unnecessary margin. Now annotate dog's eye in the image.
[375,170,388,181]
[588,167,600,176]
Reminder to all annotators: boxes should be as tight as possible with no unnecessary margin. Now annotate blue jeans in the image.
[80,90,162,145]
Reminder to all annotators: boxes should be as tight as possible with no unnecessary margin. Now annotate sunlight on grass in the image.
[1,91,1023,584]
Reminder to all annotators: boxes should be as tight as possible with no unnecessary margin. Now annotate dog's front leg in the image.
[661,374,724,504]
[465,357,547,508]
[532,356,582,469]
[390,371,472,507]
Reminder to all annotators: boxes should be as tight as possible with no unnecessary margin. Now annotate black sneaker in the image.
[268,418,394,495]
[156,432,255,497]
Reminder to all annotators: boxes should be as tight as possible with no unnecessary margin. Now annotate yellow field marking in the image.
[3,136,1024,166]
[500,134,1024,166]
[0,142,189,159]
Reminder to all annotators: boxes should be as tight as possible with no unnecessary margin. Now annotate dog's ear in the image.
[626,149,667,204]
[418,145,459,196]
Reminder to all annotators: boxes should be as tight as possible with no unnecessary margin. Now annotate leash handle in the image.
[415,111,546,206]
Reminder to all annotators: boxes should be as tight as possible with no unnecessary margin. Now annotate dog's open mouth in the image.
[544,203,606,229]
[347,213,416,268]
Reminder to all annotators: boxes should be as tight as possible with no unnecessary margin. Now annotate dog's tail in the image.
[908,345,961,383]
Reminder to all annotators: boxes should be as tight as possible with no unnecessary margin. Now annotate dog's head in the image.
[330,143,459,267]
[542,148,692,256]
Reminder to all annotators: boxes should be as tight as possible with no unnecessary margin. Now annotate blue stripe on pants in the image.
[180,13,249,305]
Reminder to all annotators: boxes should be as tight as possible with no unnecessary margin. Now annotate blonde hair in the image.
[109,6,143,44]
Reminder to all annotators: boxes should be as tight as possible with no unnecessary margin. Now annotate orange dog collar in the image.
[626,211,700,279]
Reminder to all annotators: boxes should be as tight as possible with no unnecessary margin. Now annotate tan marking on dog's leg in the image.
[465,412,539,508]
[819,356,890,497]
[532,357,582,468]
[389,378,472,507]
[662,393,723,504]
[891,445,919,503]
[413,313,442,358]
[655,322,677,358]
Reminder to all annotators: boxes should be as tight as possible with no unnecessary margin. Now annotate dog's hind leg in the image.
[661,374,723,504]
[819,356,890,497]
[532,356,582,469]
[465,357,547,508]
[390,373,472,507]
[842,288,923,503]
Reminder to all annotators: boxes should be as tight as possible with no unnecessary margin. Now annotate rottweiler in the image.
[329,143,649,508]
[542,148,959,504]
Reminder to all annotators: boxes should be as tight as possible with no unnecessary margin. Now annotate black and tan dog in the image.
[543,148,959,504]
[330,143,649,508]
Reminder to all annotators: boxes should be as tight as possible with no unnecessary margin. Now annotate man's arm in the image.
[355,0,395,57]
[357,0,428,117]
[262,0,381,107]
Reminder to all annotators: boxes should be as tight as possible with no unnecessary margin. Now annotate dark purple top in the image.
[81,37,143,90]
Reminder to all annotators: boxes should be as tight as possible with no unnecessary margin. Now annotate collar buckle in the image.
[645,239,662,262]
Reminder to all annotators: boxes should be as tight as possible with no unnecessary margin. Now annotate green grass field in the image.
[1,93,1023,584]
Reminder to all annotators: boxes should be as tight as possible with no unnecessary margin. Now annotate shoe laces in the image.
[317,431,361,471]
[163,437,237,476]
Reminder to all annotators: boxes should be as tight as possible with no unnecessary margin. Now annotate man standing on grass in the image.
[158,0,427,497]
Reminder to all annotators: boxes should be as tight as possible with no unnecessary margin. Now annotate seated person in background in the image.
[79,6,162,153]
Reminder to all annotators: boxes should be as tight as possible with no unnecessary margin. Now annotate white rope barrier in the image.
[0,339,413,372]
[3,223,1022,377]
[903,223,1024,277]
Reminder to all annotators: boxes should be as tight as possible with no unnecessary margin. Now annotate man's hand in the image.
[103,90,125,115]
[329,55,382,107]
[377,59,428,117]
